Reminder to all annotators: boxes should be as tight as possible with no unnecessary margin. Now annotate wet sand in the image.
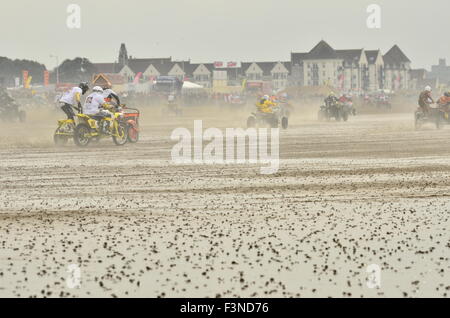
[0,107,449,297]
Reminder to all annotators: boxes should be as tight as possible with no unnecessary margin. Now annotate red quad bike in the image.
[122,106,140,143]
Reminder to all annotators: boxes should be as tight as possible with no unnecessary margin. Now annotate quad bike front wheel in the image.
[342,111,349,122]
[414,112,423,130]
[73,123,92,147]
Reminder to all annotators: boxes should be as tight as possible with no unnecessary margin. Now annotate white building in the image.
[241,61,290,91]
[291,41,411,92]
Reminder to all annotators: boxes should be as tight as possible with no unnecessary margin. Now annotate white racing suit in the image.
[83,92,114,132]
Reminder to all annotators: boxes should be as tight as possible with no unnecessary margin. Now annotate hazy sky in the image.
[1,0,448,70]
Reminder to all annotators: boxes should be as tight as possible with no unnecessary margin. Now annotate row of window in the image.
[246,73,288,80]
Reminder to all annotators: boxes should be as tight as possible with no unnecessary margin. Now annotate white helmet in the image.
[93,86,103,93]
[263,95,270,100]
[425,86,432,92]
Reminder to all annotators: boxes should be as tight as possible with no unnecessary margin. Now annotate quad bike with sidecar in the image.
[247,102,289,129]
[73,106,128,147]
[318,101,351,122]
[414,105,441,130]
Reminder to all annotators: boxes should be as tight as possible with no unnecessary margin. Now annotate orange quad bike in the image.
[435,100,450,129]
[122,105,140,143]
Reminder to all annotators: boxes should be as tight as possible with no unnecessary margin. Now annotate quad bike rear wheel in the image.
[112,122,128,146]
[127,124,139,143]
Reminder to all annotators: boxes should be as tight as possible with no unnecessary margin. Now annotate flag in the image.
[22,70,29,87]
[25,76,32,89]
[44,71,50,86]
[133,72,142,84]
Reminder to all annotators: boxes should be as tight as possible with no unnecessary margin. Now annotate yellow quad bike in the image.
[73,110,128,147]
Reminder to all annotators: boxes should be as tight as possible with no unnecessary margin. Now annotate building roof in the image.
[383,45,411,66]
[291,41,359,62]
[127,58,173,74]
[240,61,290,76]
[257,62,277,76]
[92,73,125,86]
[365,50,380,64]
[291,53,308,65]
[307,40,337,59]
[291,42,386,68]
[175,61,195,78]
[282,62,292,73]
[335,49,363,62]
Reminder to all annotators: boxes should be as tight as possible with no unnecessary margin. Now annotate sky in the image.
[0,0,449,70]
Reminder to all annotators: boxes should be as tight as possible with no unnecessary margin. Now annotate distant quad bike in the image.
[414,106,441,130]
[318,102,351,122]
[0,104,26,123]
[247,104,289,129]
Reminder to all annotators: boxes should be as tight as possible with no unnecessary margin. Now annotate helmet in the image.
[425,85,432,92]
[445,92,450,97]
[263,95,270,100]
[330,92,335,96]
[79,82,89,94]
[93,86,103,93]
